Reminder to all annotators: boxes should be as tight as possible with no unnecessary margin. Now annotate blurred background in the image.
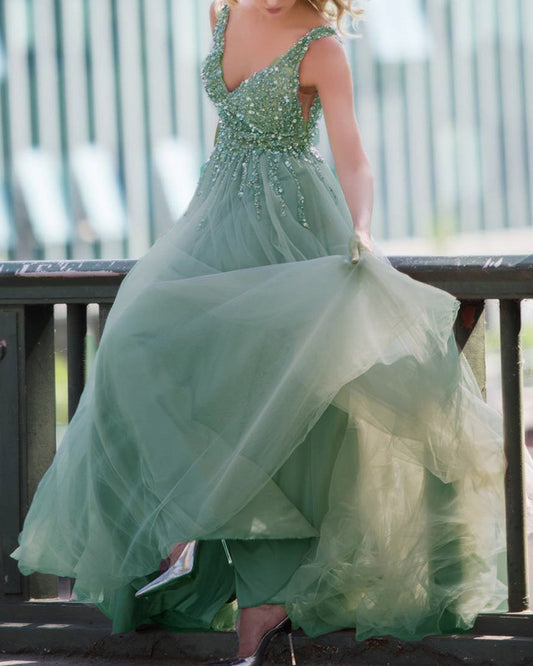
[0,0,532,261]
[0,0,531,460]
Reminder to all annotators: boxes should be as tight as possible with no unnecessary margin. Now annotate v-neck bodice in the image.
[197,4,340,230]
[219,6,336,95]
[201,3,337,155]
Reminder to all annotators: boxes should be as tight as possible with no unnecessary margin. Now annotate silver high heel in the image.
[202,616,296,666]
[135,540,198,598]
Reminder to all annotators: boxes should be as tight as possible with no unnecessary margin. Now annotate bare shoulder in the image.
[299,34,351,88]
[306,33,347,69]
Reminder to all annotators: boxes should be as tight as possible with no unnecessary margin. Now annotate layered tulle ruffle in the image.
[12,148,510,641]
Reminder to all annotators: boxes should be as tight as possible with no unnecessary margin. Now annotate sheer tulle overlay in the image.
[10,3,520,642]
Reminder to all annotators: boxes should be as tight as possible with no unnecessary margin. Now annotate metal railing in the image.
[0,254,532,634]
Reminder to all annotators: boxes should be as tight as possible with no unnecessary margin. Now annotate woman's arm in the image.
[300,36,374,252]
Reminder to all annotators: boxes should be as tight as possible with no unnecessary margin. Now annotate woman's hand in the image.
[349,231,374,264]
[355,230,374,253]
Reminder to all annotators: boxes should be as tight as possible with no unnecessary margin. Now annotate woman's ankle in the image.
[159,541,189,573]
[168,541,188,566]
[236,604,288,658]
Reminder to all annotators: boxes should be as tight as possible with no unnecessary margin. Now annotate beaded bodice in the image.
[197,4,340,230]
[201,4,337,155]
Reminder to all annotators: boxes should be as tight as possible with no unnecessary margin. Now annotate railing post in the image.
[0,307,24,597]
[55,303,88,600]
[454,300,487,398]
[24,304,57,599]
[98,302,111,342]
[66,303,87,418]
[500,298,529,612]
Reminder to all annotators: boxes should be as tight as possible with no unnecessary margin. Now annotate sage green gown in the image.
[12,4,509,641]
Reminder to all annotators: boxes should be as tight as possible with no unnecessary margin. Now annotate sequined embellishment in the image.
[200,4,338,229]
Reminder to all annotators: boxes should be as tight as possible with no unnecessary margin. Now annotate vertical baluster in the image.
[67,303,87,418]
[500,298,529,611]
[98,301,111,342]
[0,308,23,596]
[57,302,87,600]
[25,303,57,599]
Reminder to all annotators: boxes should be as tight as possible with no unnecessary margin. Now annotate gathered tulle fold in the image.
[285,331,507,640]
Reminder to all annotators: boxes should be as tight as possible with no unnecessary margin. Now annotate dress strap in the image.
[287,25,339,68]
[307,25,338,41]
[213,3,230,47]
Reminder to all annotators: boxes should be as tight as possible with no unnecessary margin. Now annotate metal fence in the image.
[1,255,532,635]
[0,0,532,261]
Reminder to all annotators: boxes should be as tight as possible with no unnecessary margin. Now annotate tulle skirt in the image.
[11,146,512,640]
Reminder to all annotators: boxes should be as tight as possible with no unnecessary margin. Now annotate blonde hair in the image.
[217,0,365,36]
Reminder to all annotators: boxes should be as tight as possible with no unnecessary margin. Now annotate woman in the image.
[12,1,510,665]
